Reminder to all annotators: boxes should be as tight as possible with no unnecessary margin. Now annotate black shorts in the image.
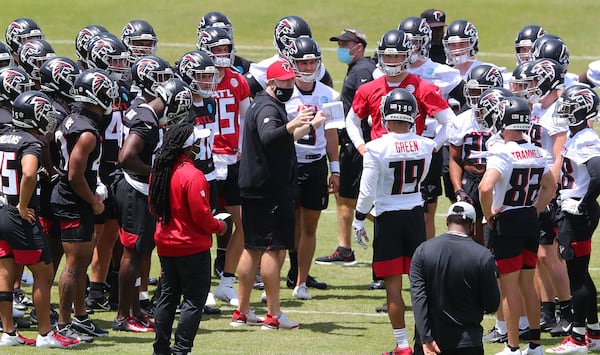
[441,146,455,200]
[112,175,156,253]
[53,203,95,243]
[241,197,295,251]
[95,162,120,223]
[297,158,329,211]
[461,171,484,219]
[217,162,241,207]
[338,143,362,199]
[421,148,443,203]
[538,199,558,245]
[556,201,600,259]
[0,205,52,265]
[372,206,426,278]
[489,206,539,274]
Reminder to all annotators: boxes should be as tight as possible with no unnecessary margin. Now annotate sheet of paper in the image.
[322,101,345,129]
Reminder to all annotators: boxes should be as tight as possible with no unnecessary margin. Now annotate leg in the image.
[90,219,118,288]
[384,274,406,329]
[0,258,18,334]
[519,268,541,344]
[59,241,94,324]
[423,199,437,240]
[499,270,523,348]
[296,207,321,286]
[223,205,243,276]
[117,246,140,319]
[236,249,261,313]
[335,195,356,249]
[153,256,180,355]
[262,250,285,316]
[28,261,55,335]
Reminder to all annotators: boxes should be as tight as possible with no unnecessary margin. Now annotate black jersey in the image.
[0,129,43,208]
[233,55,253,75]
[51,108,101,209]
[120,103,161,183]
[102,80,131,164]
[184,97,217,177]
[0,107,13,134]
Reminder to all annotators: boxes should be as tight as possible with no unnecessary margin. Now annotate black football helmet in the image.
[0,66,35,104]
[131,55,173,98]
[121,20,158,61]
[197,11,233,36]
[197,26,235,68]
[475,87,514,132]
[12,90,58,134]
[75,25,108,63]
[73,68,118,115]
[498,96,531,131]
[87,33,131,81]
[380,88,418,128]
[39,56,81,100]
[514,25,545,64]
[554,84,599,127]
[17,39,56,82]
[398,16,432,62]
[509,60,534,99]
[5,18,43,52]
[0,41,14,68]
[287,37,321,83]
[155,78,193,126]
[523,58,564,103]
[177,50,218,98]
[443,20,478,65]
[464,64,504,107]
[273,16,312,58]
[530,37,569,73]
[376,29,413,76]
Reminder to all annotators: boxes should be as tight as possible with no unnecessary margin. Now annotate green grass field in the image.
[3,0,600,354]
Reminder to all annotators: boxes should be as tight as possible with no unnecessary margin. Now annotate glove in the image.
[96,182,108,201]
[561,198,582,215]
[455,189,474,205]
[0,192,7,207]
[352,218,369,249]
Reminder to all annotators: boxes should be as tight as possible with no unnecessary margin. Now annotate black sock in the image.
[528,329,541,341]
[509,345,520,352]
[89,282,104,299]
[223,272,235,278]
[559,300,573,322]
[528,342,540,349]
[288,250,298,275]
[6,330,16,336]
[541,301,555,317]
[588,328,600,337]
[572,330,586,343]
[74,314,88,322]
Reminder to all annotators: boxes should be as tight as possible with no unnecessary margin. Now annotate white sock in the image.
[139,291,149,301]
[496,320,507,334]
[573,327,586,336]
[589,323,600,331]
[519,316,529,329]
[393,328,409,349]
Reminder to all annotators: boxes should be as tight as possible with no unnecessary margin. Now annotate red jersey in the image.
[352,74,449,140]
[153,155,225,257]
[213,68,251,156]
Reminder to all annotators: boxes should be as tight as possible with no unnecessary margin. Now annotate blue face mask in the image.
[337,46,356,64]
[191,139,206,161]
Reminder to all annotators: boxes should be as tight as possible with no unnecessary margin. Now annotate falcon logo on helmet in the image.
[90,40,113,62]
[2,69,26,93]
[6,22,23,43]
[121,23,135,38]
[51,60,76,84]
[91,71,111,96]
[32,95,53,121]
[199,30,213,45]
[402,32,412,49]
[135,57,159,80]
[485,67,502,86]
[432,11,444,22]
[76,29,95,50]
[18,41,40,61]
[179,54,199,73]
[174,88,192,108]
[531,59,554,78]
[417,19,431,36]
[286,40,299,57]
[571,89,595,113]
[464,22,477,37]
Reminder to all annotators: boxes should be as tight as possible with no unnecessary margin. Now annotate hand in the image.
[91,198,105,215]
[422,340,441,355]
[16,203,35,223]
[217,219,228,236]
[328,173,340,194]
[357,144,366,156]
[95,182,108,201]
[352,218,369,249]
[455,189,474,205]
[311,110,328,129]
[561,198,582,215]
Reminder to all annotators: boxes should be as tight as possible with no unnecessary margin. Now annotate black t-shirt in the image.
[184,97,217,175]
[121,103,161,182]
[0,107,13,134]
[233,55,253,75]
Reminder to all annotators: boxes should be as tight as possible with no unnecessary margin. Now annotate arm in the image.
[345,108,366,155]
[355,146,378,214]
[17,154,38,223]
[118,133,151,177]
[237,97,251,158]
[551,132,567,183]
[480,253,501,314]
[432,108,455,151]
[533,171,556,214]
[68,131,103,214]
[187,173,226,235]
[478,168,501,225]
[581,156,600,209]
[448,144,464,192]
[325,127,340,193]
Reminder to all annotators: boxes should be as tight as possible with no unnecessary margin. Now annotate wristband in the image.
[355,211,367,221]
[329,161,340,174]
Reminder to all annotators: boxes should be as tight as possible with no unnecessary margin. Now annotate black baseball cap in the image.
[421,9,446,28]
[329,28,367,46]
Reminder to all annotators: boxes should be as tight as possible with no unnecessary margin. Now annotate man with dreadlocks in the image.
[149,123,228,355]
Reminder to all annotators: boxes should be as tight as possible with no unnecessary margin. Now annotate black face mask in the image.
[274,86,294,102]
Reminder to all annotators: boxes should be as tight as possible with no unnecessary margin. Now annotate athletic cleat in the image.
[292,284,312,300]
[148,277,158,286]
[483,327,508,343]
[30,308,59,327]
[541,313,558,332]
[215,277,239,306]
[375,302,388,313]
[230,309,264,327]
[12,306,24,318]
[55,324,94,343]
[546,336,588,354]
[112,317,153,332]
[85,295,111,311]
[523,344,544,355]
[586,333,600,352]
[315,247,357,266]
[550,319,573,337]
[306,275,327,289]
[253,274,264,290]
[70,316,109,337]
[369,279,385,290]
[202,305,221,315]
[213,252,225,279]
[0,331,36,346]
[260,291,267,303]
[13,289,33,309]
[495,346,523,354]
[205,291,217,307]
[261,312,299,330]
[36,330,79,348]
[21,271,34,286]
[383,346,413,355]
[137,314,154,329]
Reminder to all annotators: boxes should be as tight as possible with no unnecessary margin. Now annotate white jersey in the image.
[286,82,340,164]
[356,132,435,215]
[486,140,550,212]
[248,54,328,90]
[529,101,567,167]
[586,60,600,87]
[559,128,600,201]
[448,109,493,164]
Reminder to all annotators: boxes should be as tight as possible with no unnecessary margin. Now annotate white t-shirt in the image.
[559,128,600,201]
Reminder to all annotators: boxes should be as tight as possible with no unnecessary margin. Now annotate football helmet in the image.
[5,18,43,52]
[39,56,80,100]
[376,29,412,76]
[475,87,514,132]
[531,37,569,73]
[197,11,233,36]
[523,58,564,103]
[197,26,235,68]
[397,16,432,62]
[155,78,193,126]
[0,41,14,68]
[464,64,504,107]
[287,37,321,83]
[75,25,108,62]
[380,88,418,128]
[12,90,58,134]
[498,96,531,131]
[73,68,118,115]
[554,84,599,127]
[131,55,173,98]
[17,39,56,81]
[443,20,478,65]
[87,32,131,81]
[509,60,534,99]
[0,66,35,104]
[121,20,158,61]
[514,25,545,64]
[177,50,218,98]
[273,16,312,58]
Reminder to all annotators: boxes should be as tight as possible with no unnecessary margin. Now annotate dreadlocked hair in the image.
[148,123,194,225]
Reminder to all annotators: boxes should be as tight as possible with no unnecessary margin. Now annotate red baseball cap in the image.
[267,60,296,81]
